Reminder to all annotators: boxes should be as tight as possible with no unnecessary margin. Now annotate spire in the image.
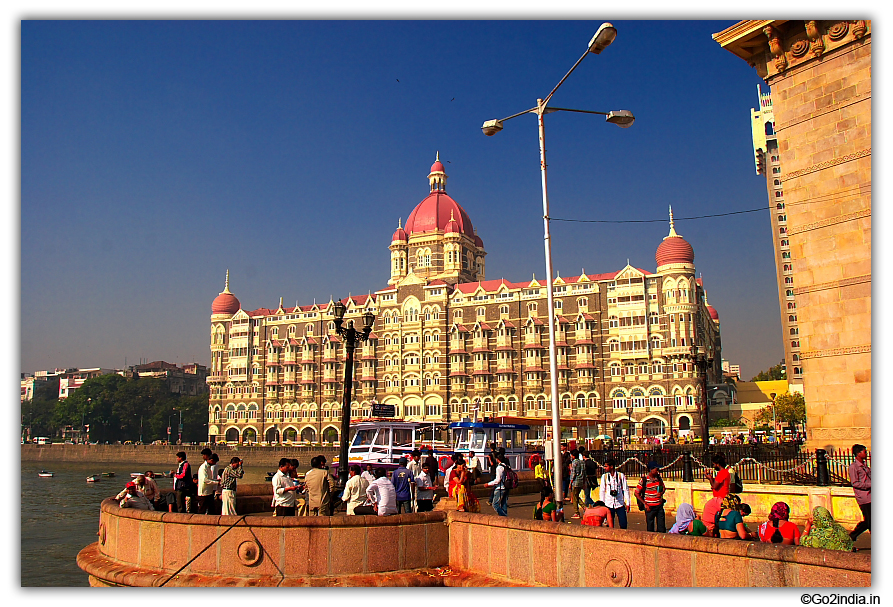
[450,209,455,221]
[436,150,440,162]
[398,217,402,229]
[221,269,231,294]
[278,296,284,309]
[667,205,679,238]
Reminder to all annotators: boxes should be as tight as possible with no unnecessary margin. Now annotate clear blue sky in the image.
[21,19,782,378]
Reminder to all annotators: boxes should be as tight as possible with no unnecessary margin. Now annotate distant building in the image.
[207,155,723,445]
[716,20,872,449]
[749,84,803,391]
[131,360,209,395]
[58,368,116,399]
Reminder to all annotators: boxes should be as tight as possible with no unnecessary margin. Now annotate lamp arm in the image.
[546,107,611,116]
[496,106,539,123]
[543,45,591,106]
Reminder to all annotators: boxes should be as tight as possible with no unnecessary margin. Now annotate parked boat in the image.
[448,420,541,471]
[130,472,143,478]
[102,472,115,478]
[86,475,101,482]
[37,470,54,478]
[331,420,450,475]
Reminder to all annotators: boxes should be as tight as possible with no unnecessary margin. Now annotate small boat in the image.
[37,470,54,478]
[86,475,101,482]
[130,472,144,478]
[102,472,116,478]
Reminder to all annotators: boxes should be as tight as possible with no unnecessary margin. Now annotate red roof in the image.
[472,370,491,375]
[269,340,282,347]
[454,278,526,294]
[502,321,516,328]
[574,363,597,369]
[426,279,448,286]
[405,192,474,237]
[581,314,596,321]
[495,345,515,351]
[656,235,695,266]
[472,346,490,353]
[448,371,468,377]
[288,338,301,346]
[524,367,545,372]
[478,323,491,331]
[300,379,315,384]
[523,343,545,349]
[211,292,241,315]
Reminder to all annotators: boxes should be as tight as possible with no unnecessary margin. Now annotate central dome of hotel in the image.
[403,152,475,238]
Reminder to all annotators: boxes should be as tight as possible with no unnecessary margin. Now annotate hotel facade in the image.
[207,156,723,444]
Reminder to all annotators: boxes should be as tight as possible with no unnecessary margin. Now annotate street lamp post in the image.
[168,414,177,445]
[332,300,376,490]
[481,23,633,507]
[626,404,634,445]
[690,345,714,445]
[667,403,677,442]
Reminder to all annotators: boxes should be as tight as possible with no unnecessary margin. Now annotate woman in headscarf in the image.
[800,506,854,551]
[668,503,708,536]
[715,494,756,540]
[758,502,801,545]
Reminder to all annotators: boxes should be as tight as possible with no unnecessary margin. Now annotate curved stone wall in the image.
[79,498,449,586]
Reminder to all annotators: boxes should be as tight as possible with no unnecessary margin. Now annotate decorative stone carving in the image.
[237,540,262,566]
[852,20,867,39]
[763,25,787,72]
[805,21,824,57]
[828,21,849,41]
[791,39,810,58]
[604,558,631,587]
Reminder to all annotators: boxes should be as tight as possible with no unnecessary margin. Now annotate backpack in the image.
[503,465,519,490]
[729,467,744,493]
[584,459,599,486]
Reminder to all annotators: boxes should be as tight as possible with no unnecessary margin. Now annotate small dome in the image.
[656,236,695,266]
[392,226,408,242]
[707,304,719,321]
[430,158,445,173]
[211,271,240,315]
[444,218,460,234]
[655,206,694,267]
[474,232,484,248]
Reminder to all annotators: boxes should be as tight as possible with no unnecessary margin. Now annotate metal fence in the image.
[582,445,869,487]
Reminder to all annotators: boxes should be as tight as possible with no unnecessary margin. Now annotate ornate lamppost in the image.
[690,344,713,445]
[625,403,634,445]
[332,300,375,490]
[666,401,677,443]
[481,22,634,506]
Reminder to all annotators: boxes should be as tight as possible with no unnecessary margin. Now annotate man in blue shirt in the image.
[391,457,414,514]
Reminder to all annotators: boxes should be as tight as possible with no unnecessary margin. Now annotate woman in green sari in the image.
[800,506,854,551]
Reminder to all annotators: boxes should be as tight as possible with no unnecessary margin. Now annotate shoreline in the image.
[21,444,340,467]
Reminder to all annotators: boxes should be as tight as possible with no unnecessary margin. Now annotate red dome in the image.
[474,233,484,248]
[707,305,719,321]
[212,292,241,315]
[392,226,408,242]
[430,159,445,173]
[656,235,694,267]
[444,218,460,234]
[405,192,474,237]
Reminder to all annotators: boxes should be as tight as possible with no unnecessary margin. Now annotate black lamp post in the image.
[690,344,713,444]
[332,299,375,489]
[625,404,634,444]
[666,402,677,442]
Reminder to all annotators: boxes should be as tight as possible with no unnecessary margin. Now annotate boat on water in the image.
[102,472,115,477]
[448,420,543,471]
[130,472,144,478]
[331,420,450,474]
[86,475,101,483]
[37,470,54,478]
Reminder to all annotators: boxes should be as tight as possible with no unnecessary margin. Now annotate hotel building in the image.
[207,156,723,444]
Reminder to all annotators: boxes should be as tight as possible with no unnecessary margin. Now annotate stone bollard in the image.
[682,451,694,483]
[815,449,830,486]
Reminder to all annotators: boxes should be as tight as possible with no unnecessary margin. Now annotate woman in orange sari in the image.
[455,462,480,513]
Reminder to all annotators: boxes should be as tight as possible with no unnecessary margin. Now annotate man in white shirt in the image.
[361,463,377,485]
[343,465,370,515]
[117,482,154,510]
[272,457,299,516]
[598,458,630,529]
[414,462,436,512]
[486,454,511,516]
[365,467,398,516]
[197,456,218,514]
[467,451,483,484]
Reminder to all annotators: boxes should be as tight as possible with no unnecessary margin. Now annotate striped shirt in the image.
[220,464,244,491]
[636,474,665,507]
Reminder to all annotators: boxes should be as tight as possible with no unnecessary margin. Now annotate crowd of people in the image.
[110,441,869,554]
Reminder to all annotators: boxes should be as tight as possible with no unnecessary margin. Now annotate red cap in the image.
[126,481,136,488]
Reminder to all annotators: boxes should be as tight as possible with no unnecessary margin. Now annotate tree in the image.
[751,360,786,381]
[754,391,806,428]
[710,417,745,428]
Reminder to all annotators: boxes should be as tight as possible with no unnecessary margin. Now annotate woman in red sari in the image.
[455,462,480,513]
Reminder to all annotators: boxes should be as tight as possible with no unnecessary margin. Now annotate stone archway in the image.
[283,427,298,442]
[301,427,316,443]
[265,427,279,443]
[225,427,239,442]
[322,427,339,445]
[242,427,256,444]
